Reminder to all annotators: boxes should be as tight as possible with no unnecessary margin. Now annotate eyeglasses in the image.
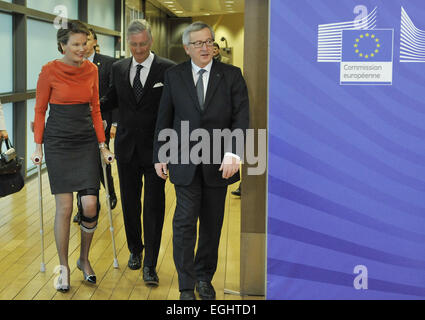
[189,39,215,48]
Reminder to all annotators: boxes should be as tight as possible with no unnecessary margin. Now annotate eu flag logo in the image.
[342,29,393,62]
[340,29,394,85]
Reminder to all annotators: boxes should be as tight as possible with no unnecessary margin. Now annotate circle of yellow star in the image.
[354,33,380,59]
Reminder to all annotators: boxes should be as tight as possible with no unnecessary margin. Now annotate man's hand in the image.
[219,155,240,179]
[155,163,168,180]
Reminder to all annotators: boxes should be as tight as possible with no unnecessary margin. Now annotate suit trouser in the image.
[117,150,165,267]
[99,118,116,196]
[173,167,228,291]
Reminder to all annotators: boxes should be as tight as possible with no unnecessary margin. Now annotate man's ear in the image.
[183,45,190,55]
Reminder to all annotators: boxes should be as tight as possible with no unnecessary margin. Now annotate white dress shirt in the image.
[130,52,154,87]
[86,51,95,63]
[191,59,213,99]
[191,60,241,162]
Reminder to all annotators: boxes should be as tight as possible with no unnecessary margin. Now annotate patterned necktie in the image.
[133,64,144,103]
[196,69,207,110]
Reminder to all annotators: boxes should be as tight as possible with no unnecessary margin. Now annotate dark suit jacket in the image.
[101,54,176,164]
[92,53,118,127]
[153,59,250,187]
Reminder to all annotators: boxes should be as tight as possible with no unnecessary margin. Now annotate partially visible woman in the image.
[0,101,9,140]
[31,20,114,292]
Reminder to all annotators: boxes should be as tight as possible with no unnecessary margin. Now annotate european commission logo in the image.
[340,29,394,85]
[317,6,425,85]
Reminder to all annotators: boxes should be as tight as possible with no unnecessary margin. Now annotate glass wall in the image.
[88,0,115,30]
[27,19,62,90]
[97,34,116,57]
[27,0,78,20]
[0,12,13,94]
[2,103,13,144]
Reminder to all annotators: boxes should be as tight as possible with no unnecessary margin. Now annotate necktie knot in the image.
[136,64,143,72]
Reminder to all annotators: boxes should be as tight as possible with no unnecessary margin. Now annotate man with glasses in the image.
[101,19,175,287]
[154,21,249,300]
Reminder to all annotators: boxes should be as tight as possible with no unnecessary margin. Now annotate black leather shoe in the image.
[143,266,159,286]
[180,290,196,300]
[128,253,142,270]
[196,281,216,300]
[110,193,117,210]
[231,185,241,197]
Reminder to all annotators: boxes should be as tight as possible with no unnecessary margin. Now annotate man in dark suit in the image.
[73,28,118,225]
[153,22,249,300]
[101,19,176,286]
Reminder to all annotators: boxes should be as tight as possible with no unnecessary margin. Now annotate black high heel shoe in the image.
[77,259,96,284]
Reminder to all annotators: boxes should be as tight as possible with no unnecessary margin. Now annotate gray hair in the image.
[182,21,215,46]
[127,19,152,40]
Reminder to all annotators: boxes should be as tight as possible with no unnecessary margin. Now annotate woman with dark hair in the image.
[31,20,114,292]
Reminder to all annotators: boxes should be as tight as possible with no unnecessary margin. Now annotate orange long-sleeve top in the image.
[33,60,106,144]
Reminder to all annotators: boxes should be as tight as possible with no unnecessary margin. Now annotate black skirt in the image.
[44,103,100,194]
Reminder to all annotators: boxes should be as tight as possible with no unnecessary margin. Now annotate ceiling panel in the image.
[153,0,244,17]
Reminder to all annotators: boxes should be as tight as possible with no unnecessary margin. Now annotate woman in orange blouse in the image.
[31,20,114,292]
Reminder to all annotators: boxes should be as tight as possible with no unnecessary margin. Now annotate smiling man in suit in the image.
[101,19,175,286]
[154,22,249,300]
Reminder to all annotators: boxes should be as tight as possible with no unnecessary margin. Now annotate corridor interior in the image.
[0,160,257,300]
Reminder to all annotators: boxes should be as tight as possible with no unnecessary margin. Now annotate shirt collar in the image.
[132,52,154,69]
[87,51,95,63]
[191,59,213,74]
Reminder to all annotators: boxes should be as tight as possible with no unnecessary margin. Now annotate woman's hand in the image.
[31,144,43,165]
[0,130,8,140]
[100,146,115,165]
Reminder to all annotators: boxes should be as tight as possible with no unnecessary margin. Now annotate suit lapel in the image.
[123,58,138,107]
[180,60,203,112]
[203,60,222,112]
[93,53,102,70]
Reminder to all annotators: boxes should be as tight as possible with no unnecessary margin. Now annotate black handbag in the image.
[0,138,25,197]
